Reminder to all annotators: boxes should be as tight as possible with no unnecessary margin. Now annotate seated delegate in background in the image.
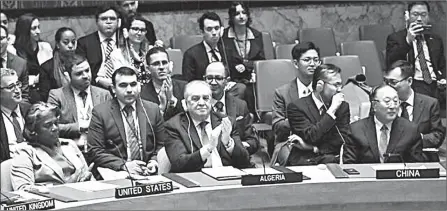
[164,81,251,173]
[1,25,29,102]
[140,46,186,121]
[223,1,265,114]
[11,102,92,191]
[39,27,77,101]
[0,68,30,163]
[343,85,425,164]
[14,13,53,102]
[0,12,17,55]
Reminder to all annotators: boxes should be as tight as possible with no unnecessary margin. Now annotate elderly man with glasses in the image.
[343,84,426,164]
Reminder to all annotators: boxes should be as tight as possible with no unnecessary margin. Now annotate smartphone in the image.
[343,168,360,175]
[422,25,432,30]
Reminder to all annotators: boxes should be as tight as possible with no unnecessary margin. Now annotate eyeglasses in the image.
[0,81,22,91]
[204,75,225,82]
[383,77,408,86]
[372,98,400,107]
[130,27,147,33]
[410,12,428,18]
[324,81,343,89]
[300,57,321,64]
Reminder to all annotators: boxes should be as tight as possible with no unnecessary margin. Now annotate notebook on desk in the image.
[201,166,248,181]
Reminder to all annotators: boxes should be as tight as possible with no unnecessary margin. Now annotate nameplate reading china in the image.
[376,168,439,179]
[3,198,55,210]
[115,181,173,199]
[241,173,303,186]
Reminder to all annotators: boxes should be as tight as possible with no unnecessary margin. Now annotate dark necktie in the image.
[0,58,4,68]
[319,106,327,116]
[11,111,24,143]
[415,36,433,84]
[79,91,88,107]
[214,101,224,113]
[199,121,212,167]
[210,49,220,62]
[124,105,141,160]
[104,38,114,78]
[379,125,389,163]
[400,102,410,120]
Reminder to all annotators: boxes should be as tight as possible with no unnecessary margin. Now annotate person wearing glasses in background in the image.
[386,1,445,114]
[343,84,426,164]
[271,42,321,166]
[0,68,30,163]
[383,60,445,162]
[286,64,350,166]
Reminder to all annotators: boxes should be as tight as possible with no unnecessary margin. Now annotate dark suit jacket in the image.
[140,79,187,121]
[87,98,166,171]
[164,112,251,173]
[225,94,259,154]
[343,116,425,164]
[7,52,29,102]
[47,85,112,139]
[182,41,226,82]
[0,103,31,163]
[38,58,62,102]
[272,78,300,144]
[287,95,350,165]
[222,27,265,81]
[386,29,446,79]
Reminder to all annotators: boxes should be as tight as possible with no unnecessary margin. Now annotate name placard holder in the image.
[115,181,173,199]
[376,168,439,179]
[2,198,55,210]
[241,173,303,186]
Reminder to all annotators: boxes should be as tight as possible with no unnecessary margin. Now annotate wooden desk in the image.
[14,164,447,210]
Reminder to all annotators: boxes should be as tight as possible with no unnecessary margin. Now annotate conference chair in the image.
[166,49,183,80]
[275,44,295,60]
[297,28,338,57]
[157,147,171,174]
[1,159,13,192]
[359,24,395,54]
[341,40,384,86]
[322,55,363,84]
[169,35,203,53]
[261,32,275,60]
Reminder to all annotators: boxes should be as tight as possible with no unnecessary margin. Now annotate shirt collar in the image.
[405,89,415,107]
[118,100,136,113]
[311,92,324,111]
[71,86,91,97]
[374,116,393,131]
[1,105,20,117]
[98,31,117,43]
[296,78,312,93]
[212,92,226,105]
[192,115,212,128]
[227,27,255,40]
[203,40,219,53]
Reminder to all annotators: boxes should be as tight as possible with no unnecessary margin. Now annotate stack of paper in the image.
[202,166,248,181]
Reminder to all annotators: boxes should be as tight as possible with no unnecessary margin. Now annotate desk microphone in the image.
[383,153,407,168]
[106,140,135,187]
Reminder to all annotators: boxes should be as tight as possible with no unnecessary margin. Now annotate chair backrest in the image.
[255,59,296,113]
[358,101,372,120]
[322,55,363,84]
[359,24,395,53]
[1,159,13,192]
[166,49,183,77]
[170,35,203,53]
[157,147,171,174]
[261,32,275,59]
[275,44,295,60]
[341,83,371,123]
[297,28,338,57]
[341,40,384,86]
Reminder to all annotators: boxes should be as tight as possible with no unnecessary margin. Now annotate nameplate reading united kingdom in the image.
[376,168,439,179]
[115,181,173,199]
[241,173,303,186]
[2,198,55,210]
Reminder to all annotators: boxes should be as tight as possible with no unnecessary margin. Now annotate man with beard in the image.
[343,85,425,163]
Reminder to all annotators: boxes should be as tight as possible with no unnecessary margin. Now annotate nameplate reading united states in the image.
[241,173,303,186]
[2,198,55,210]
[376,168,439,179]
[115,181,173,198]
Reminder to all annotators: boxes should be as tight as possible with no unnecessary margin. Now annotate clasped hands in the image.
[124,160,158,176]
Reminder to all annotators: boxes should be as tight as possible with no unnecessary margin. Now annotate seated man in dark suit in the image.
[47,54,112,148]
[76,4,121,88]
[204,62,259,155]
[88,67,166,176]
[0,68,30,163]
[343,84,426,164]
[165,81,251,173]
[384,60,445,161]
[140,46,186,121]
[182,12,245,99]
[386,1,445,107]
[287,64,350,165]
[1,25,29,103]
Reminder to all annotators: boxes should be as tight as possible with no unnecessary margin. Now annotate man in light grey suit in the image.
[48,55,111,146]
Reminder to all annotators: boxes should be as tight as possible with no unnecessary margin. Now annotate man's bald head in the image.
[205,62,226,77]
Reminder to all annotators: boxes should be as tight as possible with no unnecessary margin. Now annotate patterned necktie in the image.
[124,105,141,161]
[400,102,410,120]
[103,38,114,78]
[210,49,220,62]
[415,36,433,84]
[79,91,88,107]
[199,121,212,167]
[379,125,389,163]
[11,111,24,143]
[214,101,224,113]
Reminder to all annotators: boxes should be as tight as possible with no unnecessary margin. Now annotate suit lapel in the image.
[110,99,127,144]
[7,52,14,67]
[143,81,160,104]
[63,86,78,122]
[365,117,380,162]
[387,119,404,153]
[60,141,84,173]
[182,113,202,149]
[224,94,236,119]
[412,93,424,123]
[90,87,101,106]
[35,147,65,182]
[305,96,320,123]
[287,79,299,104]
[136,99,147,155]
[424,34,441,78]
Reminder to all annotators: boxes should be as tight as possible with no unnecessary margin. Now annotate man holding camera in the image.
[386,1,445,109]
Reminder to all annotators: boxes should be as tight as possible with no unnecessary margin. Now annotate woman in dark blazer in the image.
[222,2,265,114]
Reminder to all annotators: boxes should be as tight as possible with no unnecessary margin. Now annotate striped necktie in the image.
[124,105,141,161]
[415,36,432,84]
[103,38,114,78]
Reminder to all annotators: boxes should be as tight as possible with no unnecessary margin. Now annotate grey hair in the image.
[183,80,211,99]
[23,102,61,143]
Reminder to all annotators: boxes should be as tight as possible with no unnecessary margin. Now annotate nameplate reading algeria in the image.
[115,181,173,199]
[241,173,303,186]
[3,198,55,210]
[376,168,439,179]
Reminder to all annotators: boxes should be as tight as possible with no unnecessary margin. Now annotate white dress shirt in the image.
[192,117,223,168]
[399,89,414,121]
[203,41,222,63]
[97,31,117,77]
[1,105,24,157]
[374,117,393,163]
[118,101,141,161]
[412,38,436,81]
[211,92,226,114]
[296,78,312,99]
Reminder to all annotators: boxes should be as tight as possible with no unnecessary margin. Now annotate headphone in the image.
[181,99,195,153]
